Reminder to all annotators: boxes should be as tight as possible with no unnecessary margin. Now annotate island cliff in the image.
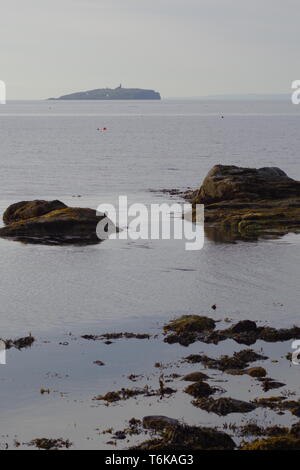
[49,85,161,100]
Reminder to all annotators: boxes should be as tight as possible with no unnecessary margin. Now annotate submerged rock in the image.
[189,165,300,241]
[0,201,116,245]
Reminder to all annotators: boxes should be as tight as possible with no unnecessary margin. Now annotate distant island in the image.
[49,85,161,101]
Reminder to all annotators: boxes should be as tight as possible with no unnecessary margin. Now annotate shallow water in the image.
[0,99,299,449]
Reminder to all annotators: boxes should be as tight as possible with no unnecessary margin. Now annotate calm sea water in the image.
[0,99,299,335]
[0,100,299,449]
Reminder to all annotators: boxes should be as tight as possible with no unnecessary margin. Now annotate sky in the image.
[0,0,299,99]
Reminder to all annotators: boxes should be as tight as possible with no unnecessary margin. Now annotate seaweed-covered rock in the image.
[176,319,300,346]
[4,335,35,350]
[94,384,175,404]
[245,367,267,378]
[192,397,256,416]
[28,438,72,450]
[258,377,285,392]
[241,436,300,450]
[164,315,216,334]
[252,396,286,409]
[184,381,215,398]
[181,371,209,382]
[163,315,216,346]
[3,200,67,225]
[190,165,300,241]
[290,422,300,438]
[132,420,236,450]
[184,349,267,372]
[0,204,115,245]
[239,424,288,437]
[253,397,300,416]
[143,416,180,431]
[230,320,257,334]
[194,165,300,205]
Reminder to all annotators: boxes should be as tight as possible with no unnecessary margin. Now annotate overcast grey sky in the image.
[0,0,299,99]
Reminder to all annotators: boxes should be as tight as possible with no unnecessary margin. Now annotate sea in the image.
[0,99,299,449]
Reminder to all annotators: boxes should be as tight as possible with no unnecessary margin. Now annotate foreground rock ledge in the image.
[0,200,115,245]
[189,165,300,241]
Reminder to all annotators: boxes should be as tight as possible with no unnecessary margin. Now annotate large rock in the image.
[0,201,115,245]
[191,165,300,240]
[194,165,300,204]
[3,200,67,225]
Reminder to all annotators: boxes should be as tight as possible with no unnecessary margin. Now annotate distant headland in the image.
[49,84,161,101]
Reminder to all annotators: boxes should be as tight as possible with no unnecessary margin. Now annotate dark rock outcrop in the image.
[0,200,115,245]
[189,165,300,241]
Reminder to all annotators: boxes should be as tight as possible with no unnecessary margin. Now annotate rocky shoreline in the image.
[4,312,300,450]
